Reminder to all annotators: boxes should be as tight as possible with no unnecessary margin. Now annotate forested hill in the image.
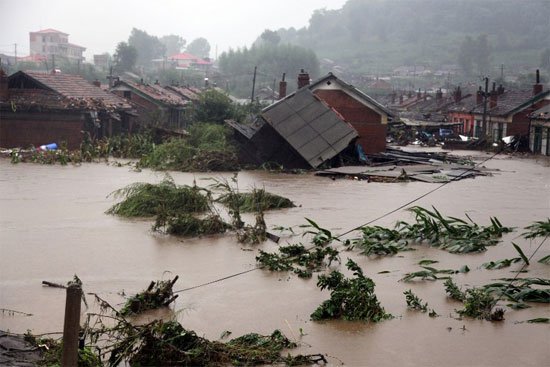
[273,0,549,73]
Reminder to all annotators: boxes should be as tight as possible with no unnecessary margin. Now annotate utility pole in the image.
[482,77,489,137]
[251,66,257,103]
[500,64,504,82]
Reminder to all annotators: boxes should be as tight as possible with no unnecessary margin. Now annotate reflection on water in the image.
[1,153,549,366]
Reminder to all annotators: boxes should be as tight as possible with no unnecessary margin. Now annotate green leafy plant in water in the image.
[106,176,210,218]
[538,255,550,265]
[396,206,514,253]
[482,257,522,269]
[444,278,466,302]
[352,225,411,256]
[120,277,179,316]
[482,278,550,303]
[522,219,550,239]
[401,266,465,282]
[155,214,229,237]
[217,188,295,212]
[311,259,392,322]
[404,289,428,312]
[456,288,504,321]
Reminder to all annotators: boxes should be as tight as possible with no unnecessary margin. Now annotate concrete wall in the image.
[313,89,386,154]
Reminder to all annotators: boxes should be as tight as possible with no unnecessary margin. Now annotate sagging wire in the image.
[173,148,506,293]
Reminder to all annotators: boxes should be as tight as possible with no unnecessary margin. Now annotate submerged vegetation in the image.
[139,127,239,172]
[217,188,296,212]
[106,177,210,218]
[120,276,179,316]
[350,206,513,255]
[311,259,392,322]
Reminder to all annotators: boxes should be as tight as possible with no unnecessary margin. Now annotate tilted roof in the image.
[260,88,358,168]
[165,85,200,101]
[112,80,189,107]
[7,71,132,110]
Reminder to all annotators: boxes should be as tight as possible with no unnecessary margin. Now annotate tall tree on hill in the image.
[128,28,166,67]
[161,35,186,57]
[187,38,211,58]
[113,42,137,72]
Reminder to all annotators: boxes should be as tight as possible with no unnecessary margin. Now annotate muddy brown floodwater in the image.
[1,149,549,366]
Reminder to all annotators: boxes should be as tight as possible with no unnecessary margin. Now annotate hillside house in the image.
[0,70,134,149]
[29,29,86,63]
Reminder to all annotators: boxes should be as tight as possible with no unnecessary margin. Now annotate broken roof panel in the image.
[260,88,358,168]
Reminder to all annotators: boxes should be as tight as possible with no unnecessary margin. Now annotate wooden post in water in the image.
[61,283,81,367]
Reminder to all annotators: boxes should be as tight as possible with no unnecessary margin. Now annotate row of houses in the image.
[0,69,200,149]
[384,71,550,155]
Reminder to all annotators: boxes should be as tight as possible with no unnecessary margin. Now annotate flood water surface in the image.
[1,152,549,366]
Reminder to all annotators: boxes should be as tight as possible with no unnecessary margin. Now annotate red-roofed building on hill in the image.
[29,29,86,63]
[0,70,135,149]
[154,52,212,71]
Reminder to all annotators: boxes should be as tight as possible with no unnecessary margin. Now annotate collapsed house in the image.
[0,70,134,149]
[227,72,392,169]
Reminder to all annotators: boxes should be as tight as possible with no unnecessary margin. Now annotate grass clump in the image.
[457,288,504,321]
[217,188,295,212]
[139,124,239,172]
[120,276,179,316]
[157,214,229,237]
[522,219,550,239]
[444,278,466,301]
[404,290,428,312]
[311,259,392,322]
[106,177,210,218]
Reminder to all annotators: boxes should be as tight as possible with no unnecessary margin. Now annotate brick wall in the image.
[0,111,85,149]
[313,89,386,153]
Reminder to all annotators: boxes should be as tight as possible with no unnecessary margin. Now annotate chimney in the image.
[279,73,287,99]
[416,88,421,100]
[0,67,8,102]
[497,84,505,95]
[297,69,310,89]
[489,83,498,108]
[93,79,101,88]
[533,69,543,95]
[436,89,442,100]
[476,86,483,104]
[454,86,462,102]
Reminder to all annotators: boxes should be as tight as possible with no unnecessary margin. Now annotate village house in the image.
[110,79,191,130]
[0,69,134,149]
[153,52,213,71]
[529,104,550,155]
[29,29,86,63]
[227,71,391,168]
[447,71,549,141]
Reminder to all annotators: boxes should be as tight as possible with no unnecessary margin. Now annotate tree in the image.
[194,89,233,124]
[186,38,211,58]
[260,30,280,45]
[113,42,137,71]
[128,28,166,67]
[161,35,186,57]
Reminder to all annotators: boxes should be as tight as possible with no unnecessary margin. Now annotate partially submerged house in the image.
[529,104,550,155]
[227,72,391,169]
[0,70,134,149]
[111,79,191,130]
[447,72,549,141]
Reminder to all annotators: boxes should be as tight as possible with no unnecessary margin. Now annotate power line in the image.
[173,148,505,293]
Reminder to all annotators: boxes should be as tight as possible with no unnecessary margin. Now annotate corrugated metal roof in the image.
[261,88,358,168]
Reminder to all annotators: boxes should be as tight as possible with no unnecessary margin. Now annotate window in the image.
[123,91,131,99]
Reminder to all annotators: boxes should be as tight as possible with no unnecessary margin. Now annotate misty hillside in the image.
[272,0,549,73]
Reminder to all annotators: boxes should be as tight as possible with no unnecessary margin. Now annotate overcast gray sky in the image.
[0,0,347,61]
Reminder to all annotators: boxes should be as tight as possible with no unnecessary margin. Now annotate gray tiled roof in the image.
[261,88,358,168]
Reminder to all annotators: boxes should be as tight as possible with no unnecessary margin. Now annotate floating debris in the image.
[120,276,179,316]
